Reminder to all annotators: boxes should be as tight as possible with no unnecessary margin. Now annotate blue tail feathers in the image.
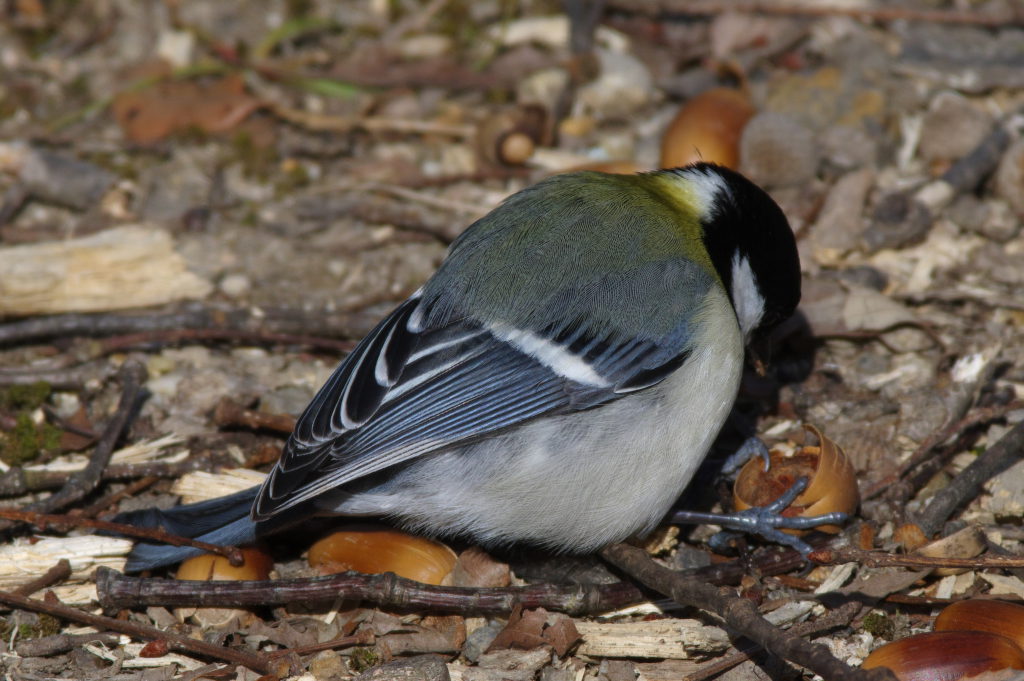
[115,486,261,572]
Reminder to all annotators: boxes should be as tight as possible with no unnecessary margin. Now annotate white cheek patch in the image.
[490,323,611,388]
[730,253,765,338]
[676,166,731,218]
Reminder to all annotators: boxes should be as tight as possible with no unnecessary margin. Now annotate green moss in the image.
[349,647,380,672]
[0,381,51,410]
[861,612,896,640]
[0,613,62,640]
[230,129,278,181]
[1,412,61,466]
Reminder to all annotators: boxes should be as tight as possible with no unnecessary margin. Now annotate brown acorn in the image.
[307,525,457,585]
[175,547,273,581]
[861,630,1024,680]
[733,424,859,535]
[934,599,1024,651]
[660,87,755,170]
[476,105,548,166]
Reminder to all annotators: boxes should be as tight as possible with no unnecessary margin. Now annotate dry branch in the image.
[600,543,896,681]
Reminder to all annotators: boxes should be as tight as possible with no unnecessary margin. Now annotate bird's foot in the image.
[669,477,849,555]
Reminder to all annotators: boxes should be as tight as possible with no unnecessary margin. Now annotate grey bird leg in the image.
[720,435,772,475]
[668,477,848,555]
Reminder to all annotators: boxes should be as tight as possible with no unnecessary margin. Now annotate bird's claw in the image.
[720,436,772,476]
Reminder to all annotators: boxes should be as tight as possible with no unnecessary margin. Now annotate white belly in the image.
[323,289,745,551]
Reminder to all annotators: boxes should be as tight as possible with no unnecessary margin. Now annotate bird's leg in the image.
[719,435,772,476]
[667,477,849,555]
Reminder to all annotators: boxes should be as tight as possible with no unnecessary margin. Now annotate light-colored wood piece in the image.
[0,225,211,316]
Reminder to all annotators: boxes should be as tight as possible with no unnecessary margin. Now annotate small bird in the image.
[121,163,803,571]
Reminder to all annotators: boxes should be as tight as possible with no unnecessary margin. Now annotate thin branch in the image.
[810,547,1024,570]
[684,600,865,681]
[600,543,896,681]
[12,559,71,597]
[0,588,279,675]
[95,566,644,616]
[863,401,1021,501]
[0,509,243,564]
[915,419,1024,536]
[0,301,381,347]
[604,0,1022,27]
[213,398,296,435]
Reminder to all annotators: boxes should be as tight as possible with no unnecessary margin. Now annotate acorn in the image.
[733,425,859,535]
[307,525,457,585]
[861,630,1024,680]
[476,105,548,166]
[934,599,1024,651]
[175,547,273,581]
[174,548,273,629]
[660,87,755,170]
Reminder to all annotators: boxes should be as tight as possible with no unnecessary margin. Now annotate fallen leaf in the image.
[112,73,261,144]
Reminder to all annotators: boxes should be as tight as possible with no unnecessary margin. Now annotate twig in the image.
[915,419,1024,536]
[0,362,113,390]
[684,600,865,681]
[864,401,1021,501]
[604,0,1022,27]
[15,632,120,658]
[0,589,279,675]
[77,475,160,517]
[95,566,643,615]
[0,301,382,347]
[7,361,147,525]
[0,509,243,564]
[266,631,375,659]
[96,328,354,354]
[599,543,895,681]
[213,398,296,435]
[268,102,475,138]
[12,559,71,597]
[898,289,1024,313]
[810,546,1024,570]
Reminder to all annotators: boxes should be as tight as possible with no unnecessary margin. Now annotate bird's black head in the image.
[675,163,801,340]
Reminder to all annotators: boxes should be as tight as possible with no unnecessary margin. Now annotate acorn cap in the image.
[733,424,859,535]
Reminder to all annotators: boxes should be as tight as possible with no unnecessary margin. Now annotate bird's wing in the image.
[252,260,713,521]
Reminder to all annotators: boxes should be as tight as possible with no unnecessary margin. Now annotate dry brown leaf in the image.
[112,73,261,145]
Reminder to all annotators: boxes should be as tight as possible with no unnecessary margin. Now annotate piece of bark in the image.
[0,225,211,316]
[574,619,730,659]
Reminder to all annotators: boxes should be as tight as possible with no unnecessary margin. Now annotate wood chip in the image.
[0,225,211,315]
[574,619,729,659]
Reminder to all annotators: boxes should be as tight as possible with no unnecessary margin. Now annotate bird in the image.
[119,163,803,571]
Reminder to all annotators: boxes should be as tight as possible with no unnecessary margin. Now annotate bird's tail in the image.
[113,486,260,572]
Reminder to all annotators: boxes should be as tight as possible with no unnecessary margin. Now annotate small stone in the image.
[819,125,878,170]
[863,192,933,252]
[977,200,1021,242]
[355,655,450,681]
[218,273,251,298]
[462,621,504,663]
[807,167,874,256]
[577,49,653,119]
[309,650,347,681]
[994,137,1024,215]
[739,112,818,188]
[918,92,993,162]
[600,660,637,681]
